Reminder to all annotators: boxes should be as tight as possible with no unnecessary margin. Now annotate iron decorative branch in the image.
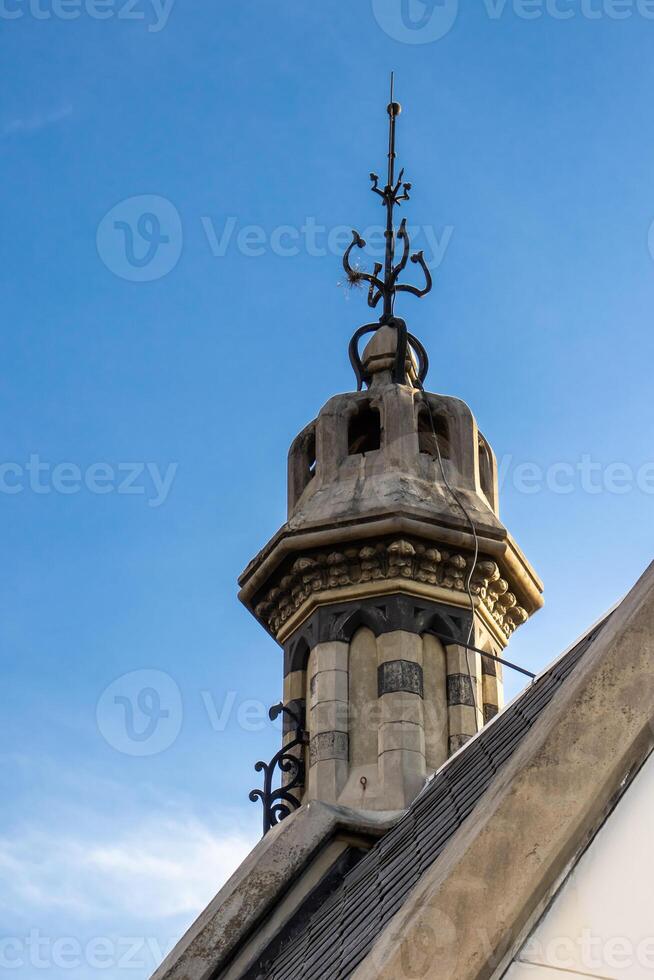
[249,702,308,836]
[343,74,432,390]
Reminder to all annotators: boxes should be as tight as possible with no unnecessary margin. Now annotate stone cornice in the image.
[239,512,543,633]
[249,534,534,648]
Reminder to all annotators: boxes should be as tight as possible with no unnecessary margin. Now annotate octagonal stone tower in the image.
[239,326,543,813]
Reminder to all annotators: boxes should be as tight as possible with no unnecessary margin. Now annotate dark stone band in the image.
[284,593,471,676]
[484,702,499,723]
[282,699,306,736]
[449,733,471,754]
[309,731,349,766]
[378,660,424,698]
[447,673,475,707]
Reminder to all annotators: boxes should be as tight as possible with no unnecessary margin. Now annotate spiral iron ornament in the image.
[249,702,308,836]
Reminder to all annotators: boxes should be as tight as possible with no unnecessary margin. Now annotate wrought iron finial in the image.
[249,702,308,836]
[343,73,432,390]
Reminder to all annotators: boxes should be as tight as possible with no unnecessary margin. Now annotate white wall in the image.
[505,749,654,980]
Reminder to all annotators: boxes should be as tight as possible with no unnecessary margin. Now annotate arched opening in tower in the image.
[348,404,381,456]
[418,407,451,460]
[478,436,494,501]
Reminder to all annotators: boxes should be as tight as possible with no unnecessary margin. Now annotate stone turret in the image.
[239,326,542,812]
[241,85,542,818]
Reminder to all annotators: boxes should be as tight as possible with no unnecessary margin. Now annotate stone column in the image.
[445,643,483,754]
[306,641,349,802]
[282,667,308,794]
[377,631,426,810]
[482,654,503,724]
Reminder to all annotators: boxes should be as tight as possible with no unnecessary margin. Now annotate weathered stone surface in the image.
[446,672,475,707]
[448,732,472,754]
[378,659,424,697]
[309,730,349,765]
[309,700,349,735]
[309,668,348,705]
[239,377,543,648]
[377,629,423,665]
[233,342,543,897]
[352,562,654,980]
[378,720,426,755]
[378,746,427,811]
[247,534,535,645]
[483,702,499,723]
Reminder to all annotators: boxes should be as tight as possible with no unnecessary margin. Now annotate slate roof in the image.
[258,617,610,980]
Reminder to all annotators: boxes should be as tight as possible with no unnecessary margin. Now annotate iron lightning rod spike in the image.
[387,70,397,191]
[342,74,433,389]
[384,73,401,320]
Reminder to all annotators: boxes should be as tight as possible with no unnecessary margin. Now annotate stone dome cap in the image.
[361,324,419,387]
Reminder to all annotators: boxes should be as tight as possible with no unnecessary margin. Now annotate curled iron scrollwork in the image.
[249,702,308,836]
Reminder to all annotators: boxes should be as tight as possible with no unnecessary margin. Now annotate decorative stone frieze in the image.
[254,537,529,642]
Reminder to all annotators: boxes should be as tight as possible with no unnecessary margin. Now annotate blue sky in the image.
[1,1,654,976]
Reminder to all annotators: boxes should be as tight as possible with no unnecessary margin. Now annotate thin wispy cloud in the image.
[3,103,73,137]
[0,812,256,921]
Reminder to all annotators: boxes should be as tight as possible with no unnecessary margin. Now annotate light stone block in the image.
[423,633,448,772]
[378,690,424,726]
[310,641,349,674]
[379,721,426,755]
[307,757,348,802]
[377,630,423,666]
[310,700,349,735]
[378,748,427,810]
[284,669,306,703]
[448,703,478,738]
[339,762,381,810]
[310,668,348,706]
[348,627,379,773]
[446,643,477,676]
[482,670,501,717]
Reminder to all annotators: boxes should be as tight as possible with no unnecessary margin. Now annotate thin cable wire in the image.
[420,388,481,732]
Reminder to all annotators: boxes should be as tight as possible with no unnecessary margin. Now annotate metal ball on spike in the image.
[343,73,432,390]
